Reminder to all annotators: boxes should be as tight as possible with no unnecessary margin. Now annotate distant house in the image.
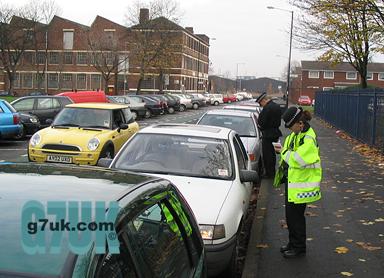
[291,61,384,103]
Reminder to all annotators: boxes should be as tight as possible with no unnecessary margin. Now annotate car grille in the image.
[42,144,81,152]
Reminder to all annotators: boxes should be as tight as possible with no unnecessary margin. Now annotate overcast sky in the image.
[11,0,321,79]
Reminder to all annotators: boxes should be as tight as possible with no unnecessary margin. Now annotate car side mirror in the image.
[240,170,259,183]
[46,119,53,125]
[117,123,129,132]
[97,158,113,168]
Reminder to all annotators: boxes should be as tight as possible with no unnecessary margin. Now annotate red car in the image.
[223,95,237,103]
[298,95,312,106]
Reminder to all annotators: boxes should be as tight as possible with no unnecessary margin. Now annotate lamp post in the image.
[236,62,244,92]
[267,6,293,110]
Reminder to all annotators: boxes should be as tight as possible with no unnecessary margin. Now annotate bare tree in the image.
[125,0,184,94]
[291,0,383,88]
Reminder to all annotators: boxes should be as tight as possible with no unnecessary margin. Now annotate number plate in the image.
[46,155,72,164]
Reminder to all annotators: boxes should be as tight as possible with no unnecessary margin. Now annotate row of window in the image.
[184,34,209,56]
[20,51,120,66]
[182,56,208,73]
[308,70,384,80]
[13,72,102,90]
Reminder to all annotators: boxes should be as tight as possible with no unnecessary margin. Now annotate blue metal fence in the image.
[314,89,384,152]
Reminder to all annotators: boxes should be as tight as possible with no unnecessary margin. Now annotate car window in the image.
[13,98,34,111]
[94,238,138,278]
[112,109,126,128]
[53,108,111,128]
[36,98,60,110]
[122,108,133,123]
[233,136,247,171]
[198,114,256,137]
[0,107,3,113]
[125,200,193,278]
[114,133,233,179]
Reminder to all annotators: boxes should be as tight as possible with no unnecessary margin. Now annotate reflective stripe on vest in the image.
[284,150,292,164]
[293,152,306,167]
[288,181,321,189]
[297,191,320,199]
[303,162,321,169]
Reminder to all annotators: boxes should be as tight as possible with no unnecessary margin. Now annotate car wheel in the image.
[144,109,151,118]
[223,221,244,278]
[99,145,114,161]
[228,100,232,104]
[14,124,26,140]
[168,107,175,114]
[179,104,186,112]
[192,103,199,110]
[214,101,219,106]
[131,111,138,120]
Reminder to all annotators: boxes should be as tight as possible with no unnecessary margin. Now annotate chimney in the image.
[185,27,194,34]
[139,8,149,24]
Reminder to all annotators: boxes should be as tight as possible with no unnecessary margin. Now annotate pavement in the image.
[242,117,384,278]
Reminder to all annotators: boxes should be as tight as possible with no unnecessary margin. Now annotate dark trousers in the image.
[285,182,307,250]
[262,137,278,177]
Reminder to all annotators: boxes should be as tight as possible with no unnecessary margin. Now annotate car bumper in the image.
[205,234,236,276]
[23,122,41,135]
[0,124,23,139]
[28,148,100,165]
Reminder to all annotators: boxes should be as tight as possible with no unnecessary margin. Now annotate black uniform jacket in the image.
[257,100,283,139]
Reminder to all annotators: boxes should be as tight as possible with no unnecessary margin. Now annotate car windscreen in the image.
[114,133,233,180]
[53,107,111,129]
[198,114,257,137]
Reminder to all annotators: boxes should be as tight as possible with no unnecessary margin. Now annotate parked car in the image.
[197,109,262,173]
[298,95,312,106]
[56,91,108,103]
[14,112,40,140]
[100,124,259,277]
[206,94,224,106]
[0,163,206,278]
[128,95,164,117]
[0,91,10,96]
[192,93,211,105]
[162,94,181,113]
[171,94,193,111]
[223,94,237,103]
[11,96,73,127]
[107,95,148,120]
[28,103,139,165]
[0,99,22,139]
[223,104,261,118]
[143,95,169,113]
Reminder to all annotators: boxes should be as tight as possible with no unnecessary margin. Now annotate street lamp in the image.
[236,62,245,92]
[267,6,293,110]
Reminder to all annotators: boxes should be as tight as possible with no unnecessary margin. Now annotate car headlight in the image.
[87,138,100,151]
[30,133,41,147]
[199,224,225,240]
[30,117,38,123]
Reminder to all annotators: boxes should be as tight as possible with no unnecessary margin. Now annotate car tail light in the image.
[13,114,20,124]
[248,153,255,161]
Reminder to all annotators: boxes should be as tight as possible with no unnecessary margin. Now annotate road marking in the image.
[0,149,27,151]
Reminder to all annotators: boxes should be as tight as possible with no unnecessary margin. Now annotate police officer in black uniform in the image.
[255,92,282,178]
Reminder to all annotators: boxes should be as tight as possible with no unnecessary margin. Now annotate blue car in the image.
[0,99,22,139]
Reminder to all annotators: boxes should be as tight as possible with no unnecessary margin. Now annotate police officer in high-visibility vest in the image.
[274,106,322,258]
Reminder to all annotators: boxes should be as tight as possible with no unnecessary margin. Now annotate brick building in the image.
[0,9,210,95]
[290,60,384,103]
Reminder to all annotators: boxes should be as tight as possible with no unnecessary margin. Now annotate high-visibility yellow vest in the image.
[276,127,322,204]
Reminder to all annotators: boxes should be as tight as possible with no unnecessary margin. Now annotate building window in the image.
[346,72,357,80]
[48,73,58,88]
[77,52,88,65]
[77,74,86,89]
[63,52,73,64]
[49,52,60,64]
[34,73,45,89]
[91,74,101,90]
[36,51,46,65]
[23,52,33,65]
[367,72,373,80]
[22,73,33,88]
[63,30,74,50]
[61,73,73,89]
[378,73,384,81]
[323,87,333,91]
[323,71,334,79]
[13,73,20,88]
[308,71,319,79]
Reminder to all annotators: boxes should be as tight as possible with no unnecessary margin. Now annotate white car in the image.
[206,94,224,105]
[170,94,192,111]
[104,124,258,277]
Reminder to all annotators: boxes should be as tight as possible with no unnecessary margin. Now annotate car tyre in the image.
[168,107,175,114]
[99,145,114,162]
[192,103,199,110]
[14,124,26,140]
[228,100,232,104]
[179,104,186,112]
[214,101,219,106]
[223,220,244,278]
[131,111,138,120]
[145,109,151,118]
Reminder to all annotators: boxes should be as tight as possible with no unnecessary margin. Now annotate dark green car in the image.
[0,163,206,277]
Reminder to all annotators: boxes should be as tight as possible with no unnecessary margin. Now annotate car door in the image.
[111,109,136,151]
[35,98,61,126]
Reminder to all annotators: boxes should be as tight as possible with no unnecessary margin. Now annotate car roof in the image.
[0,163,156,276]
[223,105,259,111]
[204,109,254,117]
[66,102,128,109]
[139,123,232,139]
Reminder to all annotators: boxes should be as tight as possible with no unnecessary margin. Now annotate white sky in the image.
[9,0,324,79]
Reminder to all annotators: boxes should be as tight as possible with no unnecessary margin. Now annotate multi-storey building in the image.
[290,60,384,103]
[0,9,210,95]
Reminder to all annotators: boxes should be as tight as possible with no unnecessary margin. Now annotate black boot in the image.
[280,244,291,253]
[283,249,306,258]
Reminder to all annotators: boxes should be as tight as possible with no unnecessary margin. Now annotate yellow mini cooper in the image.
[28,103,139,165]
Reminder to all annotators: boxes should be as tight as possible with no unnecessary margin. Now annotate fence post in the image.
[371,90,377,146]
[356,92,360,138]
